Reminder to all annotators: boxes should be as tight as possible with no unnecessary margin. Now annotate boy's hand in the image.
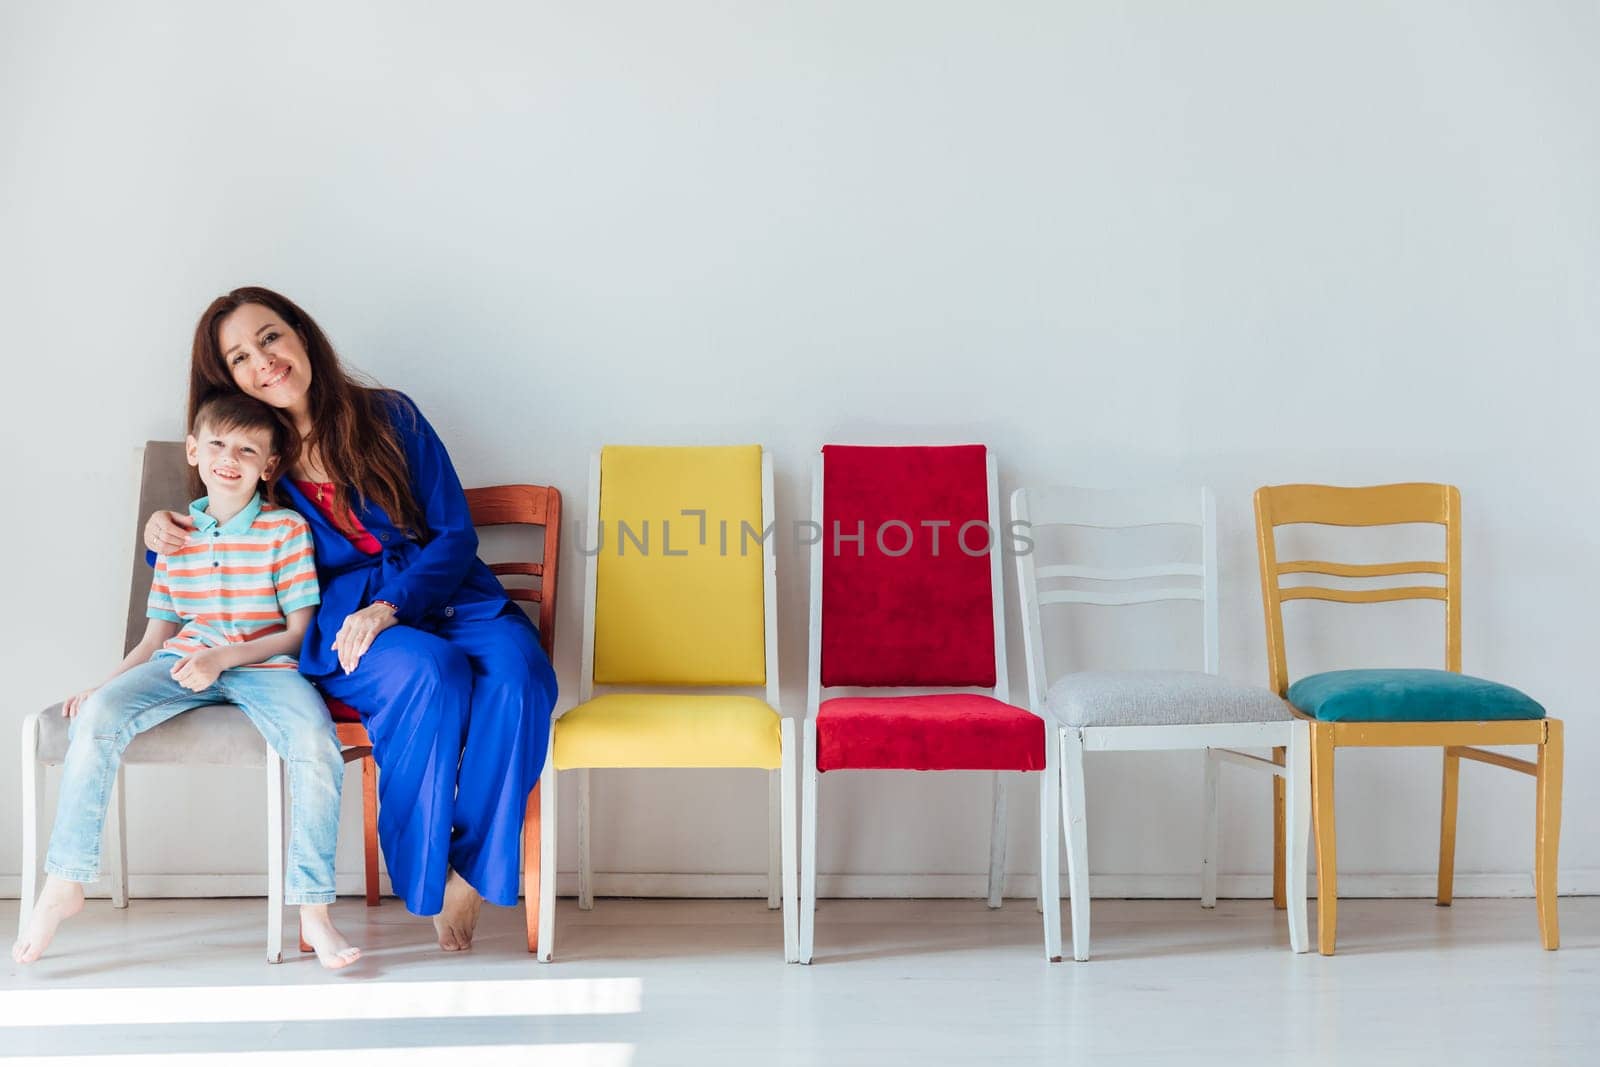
[62,688,97,717]
[169,648,230,692]
[331,603,399,674]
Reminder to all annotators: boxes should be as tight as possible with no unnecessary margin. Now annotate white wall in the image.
[2,0,1595,901]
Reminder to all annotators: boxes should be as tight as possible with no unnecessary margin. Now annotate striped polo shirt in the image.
[147,493,321,669]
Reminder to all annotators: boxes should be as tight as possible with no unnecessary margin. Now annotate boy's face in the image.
[185,422,279,503]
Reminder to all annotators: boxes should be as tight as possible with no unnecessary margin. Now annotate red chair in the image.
[796,445,1060,962]
[325,484,560,954]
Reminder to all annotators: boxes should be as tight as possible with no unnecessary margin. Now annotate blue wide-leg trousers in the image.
[317,610,557,915]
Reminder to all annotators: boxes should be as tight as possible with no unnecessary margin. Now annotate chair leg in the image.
[1272,745,1286,911]
[524,780,541,954]
[362,755,380,907]
[1310,724,1337,956]
[19,715,42,939]
[1536,719,1563,951]
[767,769,781,910]
[779,718,799,962]
[1201,749,1220,908]
[1285,722,1311,954]
[1533,743,1543,923]
[799,718,818,964]
[1437,748,1461,907]
[537,747,558,962]
[1035,771,1046,916]
[107,767,129,910]
[576,768,593,911]
[986,771,1008,909]
[1060,728,1090,962]
[1039,743,1062,962]
[265,752,285,964]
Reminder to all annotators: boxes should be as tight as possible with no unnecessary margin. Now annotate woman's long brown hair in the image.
[188,287,425,536]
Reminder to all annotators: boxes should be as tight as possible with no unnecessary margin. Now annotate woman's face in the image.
[217,303,314,413]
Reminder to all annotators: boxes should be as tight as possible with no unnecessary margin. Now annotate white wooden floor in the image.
[3,896,1596,1065]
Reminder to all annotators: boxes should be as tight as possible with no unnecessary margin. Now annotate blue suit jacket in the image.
[279,392,517,680]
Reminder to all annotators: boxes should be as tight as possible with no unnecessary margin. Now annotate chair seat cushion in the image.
[1044,671,1292,728]
[32,704,268,767]
[1287,669,1545,723]
[552,694,782,770]
[816,694,1045,772]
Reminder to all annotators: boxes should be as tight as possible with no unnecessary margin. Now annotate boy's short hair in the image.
[192,393,287,457]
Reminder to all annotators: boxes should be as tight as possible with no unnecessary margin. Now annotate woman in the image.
[146,287,557,951]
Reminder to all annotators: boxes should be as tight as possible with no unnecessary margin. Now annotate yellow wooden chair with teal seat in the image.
[535,445,798,962]
[1253,483,1562,955]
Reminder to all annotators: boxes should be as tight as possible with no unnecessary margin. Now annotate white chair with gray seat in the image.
[1011,485,1311,960]
[18,441,291,963]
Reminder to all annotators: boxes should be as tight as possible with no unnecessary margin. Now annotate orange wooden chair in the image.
[324,484,560,953]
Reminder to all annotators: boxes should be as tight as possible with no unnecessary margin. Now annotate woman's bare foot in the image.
[300,904,361,970]
[432,870,482,951]
[11,876,85,964]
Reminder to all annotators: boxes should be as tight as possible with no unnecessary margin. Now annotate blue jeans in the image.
[45,655,344,905]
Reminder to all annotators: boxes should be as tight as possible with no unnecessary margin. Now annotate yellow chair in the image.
[536,445,797,961]
[1254,483,1562,955]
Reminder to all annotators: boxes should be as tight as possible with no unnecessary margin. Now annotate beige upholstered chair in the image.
[17,442,293,962]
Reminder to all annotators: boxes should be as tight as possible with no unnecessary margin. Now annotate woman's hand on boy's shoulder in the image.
[62,688,97,717]
[144,509,196,555]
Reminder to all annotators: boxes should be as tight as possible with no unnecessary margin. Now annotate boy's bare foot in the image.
[11,876,85,964]
[432,870,482,951]
[300,904,361,970]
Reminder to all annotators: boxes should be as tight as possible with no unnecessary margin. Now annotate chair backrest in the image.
[1253,482,1461,697]
[808,445,1006,708]
[584,445,774,697]
[465,484,563,660]
[1011,486,1217,709]
[127,442,190,654]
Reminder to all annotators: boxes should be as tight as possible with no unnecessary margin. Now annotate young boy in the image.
[12,394,359,969]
